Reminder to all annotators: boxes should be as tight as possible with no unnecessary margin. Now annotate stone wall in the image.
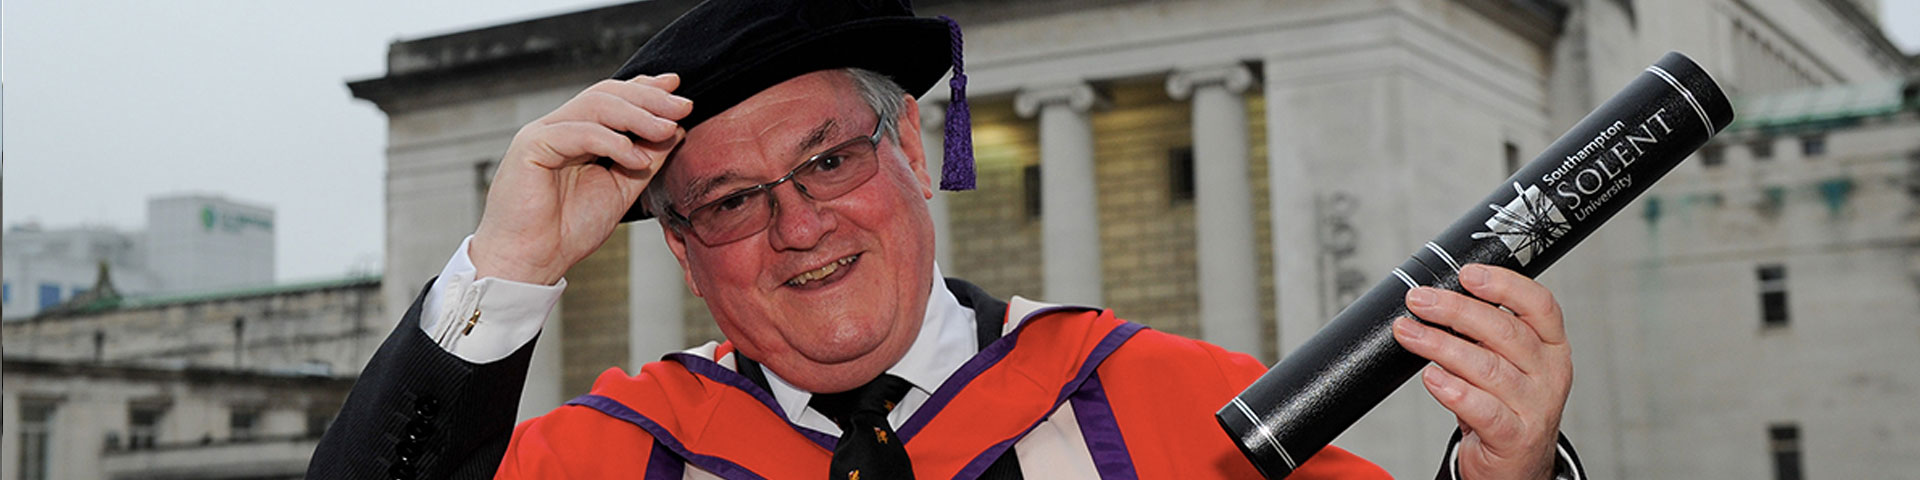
[560,223,632,395]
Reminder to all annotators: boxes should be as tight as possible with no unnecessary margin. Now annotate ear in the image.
[660,222,704,298]
[895,95,935,200]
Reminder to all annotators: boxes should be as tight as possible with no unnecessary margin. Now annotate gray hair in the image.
[643,67,908,226]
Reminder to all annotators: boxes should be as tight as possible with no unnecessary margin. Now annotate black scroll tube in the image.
[1216,51,1735,478]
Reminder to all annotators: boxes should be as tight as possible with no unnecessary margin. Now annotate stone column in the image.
[1016,82,1103,306]
[1168,63,1260,355]
[1264,59,1323,356]
[628,220,685,368]
[918,101,955,268]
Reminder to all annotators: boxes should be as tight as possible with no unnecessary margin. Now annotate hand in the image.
[1392,264,1572,480]
[471,74,693,285]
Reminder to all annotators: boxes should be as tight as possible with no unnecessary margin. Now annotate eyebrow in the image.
[791,118,839,161]
[680,118,842,205]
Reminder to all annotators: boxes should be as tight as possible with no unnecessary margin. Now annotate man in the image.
[310,1,1584,478]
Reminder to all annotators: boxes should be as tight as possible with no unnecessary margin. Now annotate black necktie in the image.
[810,374,916,480]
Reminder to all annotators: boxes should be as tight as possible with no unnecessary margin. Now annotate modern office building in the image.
[3,194,276,320]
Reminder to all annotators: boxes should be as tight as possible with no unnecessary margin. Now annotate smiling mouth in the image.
[785,254,862,288]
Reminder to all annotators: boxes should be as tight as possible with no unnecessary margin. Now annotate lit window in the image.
[18,401,55,480]
[1768,423,1803,480]
[1758,265,1789,328]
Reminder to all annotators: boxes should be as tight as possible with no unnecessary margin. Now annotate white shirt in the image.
[420,235,977,435]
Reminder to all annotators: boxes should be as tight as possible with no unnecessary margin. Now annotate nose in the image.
[765,181,835,251]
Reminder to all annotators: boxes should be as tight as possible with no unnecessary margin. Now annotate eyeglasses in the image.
[667,113,887,245]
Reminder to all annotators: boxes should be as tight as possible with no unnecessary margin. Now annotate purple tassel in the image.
[938,15,976,191]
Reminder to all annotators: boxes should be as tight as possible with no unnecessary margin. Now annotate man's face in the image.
[659,71,936,393]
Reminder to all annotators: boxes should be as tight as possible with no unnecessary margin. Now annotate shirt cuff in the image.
[419,235,566,364]
[1439,430,1586,480]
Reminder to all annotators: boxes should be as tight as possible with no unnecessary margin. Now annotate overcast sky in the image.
[3,1,1919,283]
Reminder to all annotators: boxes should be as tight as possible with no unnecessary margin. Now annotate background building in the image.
[1,275,382,480]
[344,0,1917,477]
[143,195,277,296]
[3,194,276,320]
[1577,77,1920,479]
[2,225,160,320]
[2,359,355,480]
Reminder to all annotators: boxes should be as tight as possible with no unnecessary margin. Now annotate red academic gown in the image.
[495,305,1389,479]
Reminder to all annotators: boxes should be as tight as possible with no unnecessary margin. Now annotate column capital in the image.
[1014,82,1098,118]
[1166,63,1254,100]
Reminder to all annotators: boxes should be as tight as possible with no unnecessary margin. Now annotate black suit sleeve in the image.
[307,278,539,480]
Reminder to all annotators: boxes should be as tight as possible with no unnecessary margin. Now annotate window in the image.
[306,409,334,439]
[1700,145,1725,167]
[1504,141,1523,174]
[38,284,61,310]
[475,159,499,217]
[71,286,89,298]
[1023,164,1043,220]
[1768,423,1803,480]
[4,282,11,304]
[1758,265,1789,328]
[230,409,260,442]
[1750,139,1774,161]
[1168,146,1195,203]
[129,405,166,450]
[1800,135,1826,157]
[18,401,55,480]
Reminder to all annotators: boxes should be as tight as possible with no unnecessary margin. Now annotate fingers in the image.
[1404,286,1541,373]
[579,93,682,143]
[591,76,695,121]
[627,72,682,92]
[1394,317,1533,400]
[1420,364,1523,444]
[513,72,693,172]
[525,121,667,172]
[1458,264,1568,345]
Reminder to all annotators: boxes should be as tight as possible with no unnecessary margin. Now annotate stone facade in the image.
[560,224,632,396]
[1,276,383,376]
[1,359,353,480]
[0,277,379,480]
[947,78,1279,358]
[1559,81,1920,479]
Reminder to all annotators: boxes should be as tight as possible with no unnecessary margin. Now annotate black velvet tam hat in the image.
[613,0,976,222]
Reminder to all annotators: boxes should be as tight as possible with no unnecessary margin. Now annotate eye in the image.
[817,154,846,171]
[712,194,749,212]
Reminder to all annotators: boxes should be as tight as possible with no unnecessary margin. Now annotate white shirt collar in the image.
[760,262,978,429]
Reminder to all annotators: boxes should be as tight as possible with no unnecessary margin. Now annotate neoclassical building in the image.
[347,0,1916,477]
